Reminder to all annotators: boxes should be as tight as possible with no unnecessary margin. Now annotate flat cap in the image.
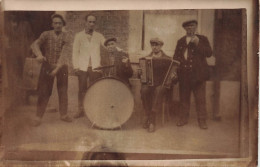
[150,37,164,45]
[104,37,117,46]
[182,20,198,27]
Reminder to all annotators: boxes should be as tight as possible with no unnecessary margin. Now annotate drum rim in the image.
[83,76,134,129]
[87,76,131,90]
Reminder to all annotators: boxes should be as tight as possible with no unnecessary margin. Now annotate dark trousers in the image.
[179,80,207,120]
[37,63,68,118]
[77,68,102,113]
[140,85,166,124]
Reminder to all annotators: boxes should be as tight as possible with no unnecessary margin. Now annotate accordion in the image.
[139,57,180,88]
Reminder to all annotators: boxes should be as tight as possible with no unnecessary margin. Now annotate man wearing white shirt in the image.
[72,14,105,118]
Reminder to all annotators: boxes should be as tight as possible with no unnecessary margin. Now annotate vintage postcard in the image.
[0,0,258,166]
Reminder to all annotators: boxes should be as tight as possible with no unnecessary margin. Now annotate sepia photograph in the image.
[0,0,258,166]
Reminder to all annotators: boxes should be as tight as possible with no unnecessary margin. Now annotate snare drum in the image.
[83,77,134,129]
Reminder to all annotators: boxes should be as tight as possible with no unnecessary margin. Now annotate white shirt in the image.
[184,36,192,60]
[72,30,105,71]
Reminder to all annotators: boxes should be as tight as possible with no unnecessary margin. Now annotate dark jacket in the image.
[173,34,212,82]
[101,49,133,85]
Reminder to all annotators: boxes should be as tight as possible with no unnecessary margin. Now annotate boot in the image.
[142,117,149,129]
[148,123,155,133]
[147,112,156,133]
[31,116,41,127]
[198,119,208,129]
[61,115,73,122]
[176,117,188,127]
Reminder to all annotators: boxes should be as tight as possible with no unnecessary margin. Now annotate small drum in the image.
[83,77,134,129]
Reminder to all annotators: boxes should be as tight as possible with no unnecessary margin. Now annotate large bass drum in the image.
[83,77,134,129]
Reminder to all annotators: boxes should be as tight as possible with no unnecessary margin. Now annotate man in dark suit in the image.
[101,37,133,85]
[173,20,212,129]
[140,38,172,133]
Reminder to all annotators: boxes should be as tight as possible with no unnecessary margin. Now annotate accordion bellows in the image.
[139,57,179,88]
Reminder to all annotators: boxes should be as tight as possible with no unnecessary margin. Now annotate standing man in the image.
[173,20,212,129]
[72,14,105,118]
[31,14,72,126]
[140,38,172,133]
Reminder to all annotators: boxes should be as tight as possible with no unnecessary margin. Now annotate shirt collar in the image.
[152,51,162,58]
[85,29,94,35]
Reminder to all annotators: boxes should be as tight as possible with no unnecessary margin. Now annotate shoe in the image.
[47,107,58,113]
[73,111,85,118]
[61,115,73,122]
[31,117,41,127]
[176,118,188,127]
[143,119,149,129]
[148,123,155,133]
[198,119,208,129]
[212,116,222,122]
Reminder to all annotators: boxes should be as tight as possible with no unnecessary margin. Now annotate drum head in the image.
[83,78,134,129]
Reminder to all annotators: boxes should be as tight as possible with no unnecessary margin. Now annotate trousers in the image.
[179,80,207,120]
[37,63,68,118]
[140,85,167,124]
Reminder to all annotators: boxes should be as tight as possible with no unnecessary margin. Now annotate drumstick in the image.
[93,65,115,70]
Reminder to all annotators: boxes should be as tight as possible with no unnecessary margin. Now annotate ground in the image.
[2,104,239,161]
[1,77,240,161]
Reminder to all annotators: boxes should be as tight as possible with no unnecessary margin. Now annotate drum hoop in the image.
[83,76,134,129]
[87,76,132,93]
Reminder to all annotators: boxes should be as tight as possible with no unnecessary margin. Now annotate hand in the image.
[92,69,102,73]
[49,68,58,77]
[122,57,129,64]
[36,55,46,63]
[170,72,178,83]
[137,69,142,78]
[190,35,199,46]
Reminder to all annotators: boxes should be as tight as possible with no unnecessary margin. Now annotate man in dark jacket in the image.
[140,38,172,133]
[101,37,133,85]
[173,20,212,129]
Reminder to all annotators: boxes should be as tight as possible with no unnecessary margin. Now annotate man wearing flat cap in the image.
[101,37,133,85]
[31,14,72,126]
[140,37,172,133]
[173,20,212,129]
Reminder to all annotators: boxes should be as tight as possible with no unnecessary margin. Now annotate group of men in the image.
[141,20,212,132]
[31,13,212,134]
[31,14,133,126]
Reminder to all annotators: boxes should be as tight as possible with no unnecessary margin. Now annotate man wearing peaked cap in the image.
[173,19,212,129]
[104,37,117,47]
[182,20,198,28]
[139,37,173,133]
[150,37,164,46]
[101,37,133,85]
